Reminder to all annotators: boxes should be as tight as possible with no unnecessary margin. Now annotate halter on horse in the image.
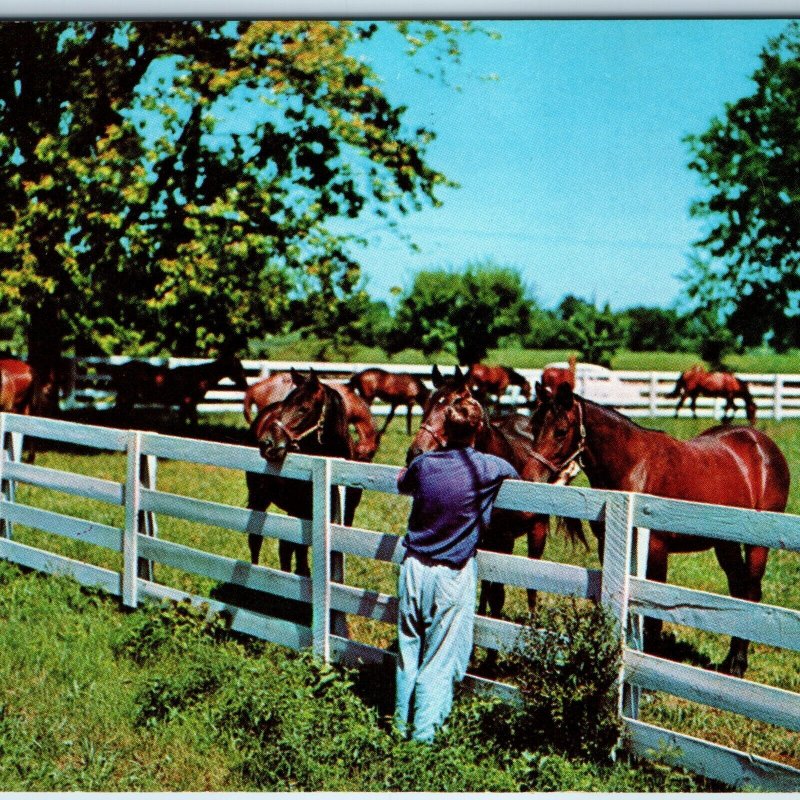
[525,381,789,677]
[246,368,361,575]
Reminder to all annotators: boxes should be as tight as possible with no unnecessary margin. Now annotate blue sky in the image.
[340,19,791,312]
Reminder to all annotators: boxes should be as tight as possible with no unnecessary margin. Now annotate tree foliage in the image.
[389,262,531,364]
[685,21,800,350]
[0,20,471,365]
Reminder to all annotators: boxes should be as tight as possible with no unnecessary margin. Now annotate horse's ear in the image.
[432,365,444,388]
[306,368,321,389]
[290,367,304,387]
[555,381,574,409]
[453,366,464,381]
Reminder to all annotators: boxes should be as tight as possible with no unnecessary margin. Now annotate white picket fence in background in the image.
[1,412,799,789]
[62,357,800,421]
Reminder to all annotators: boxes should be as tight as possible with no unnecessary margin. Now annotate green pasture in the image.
[5,408,800,775]
[263,331,800,373]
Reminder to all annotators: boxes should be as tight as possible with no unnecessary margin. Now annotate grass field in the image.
[4,405,800,781]
[262,332,800,373]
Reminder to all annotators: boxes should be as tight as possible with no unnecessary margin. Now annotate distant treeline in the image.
[305,264,744,368]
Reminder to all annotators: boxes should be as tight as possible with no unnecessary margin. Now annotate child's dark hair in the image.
[444,398,483,446]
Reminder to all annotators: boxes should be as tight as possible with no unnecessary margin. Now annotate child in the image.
[395,397,519,743]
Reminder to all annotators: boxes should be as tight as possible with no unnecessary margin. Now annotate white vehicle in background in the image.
[542,362,644,406]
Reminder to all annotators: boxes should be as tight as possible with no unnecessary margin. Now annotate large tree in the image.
[389,263,531,364]
[685,21,800,351]
[0,21,471,370]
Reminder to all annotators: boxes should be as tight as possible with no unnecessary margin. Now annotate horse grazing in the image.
[244,371,379,463]
[246,368,364,575]
[466,363,532,410]
[525,381,790,677]
[668,364,757,425]
[540,354,577,394]
[348,368,430,435]
[112,354,248,426]
[406,365,580,622]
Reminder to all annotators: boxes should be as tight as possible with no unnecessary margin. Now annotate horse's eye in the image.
[555,427,569,439]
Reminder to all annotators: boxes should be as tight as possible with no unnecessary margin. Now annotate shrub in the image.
[507,599,623,762]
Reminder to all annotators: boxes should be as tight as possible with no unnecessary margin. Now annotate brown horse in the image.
[524,381,790,677]
[668,364,757,425]
[0,358,58,416]
[406,365,580,621]
[348,368,430,435]
[244,371,379,463]
[540,354,577,394]
[467,363,532,410]
[112,354,248,426]
[247,368,363,575]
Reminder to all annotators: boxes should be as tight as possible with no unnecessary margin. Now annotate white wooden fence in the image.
[63,357,800,421]
[0,412,799,789]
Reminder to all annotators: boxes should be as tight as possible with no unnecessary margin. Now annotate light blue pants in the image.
[395,555,478,743]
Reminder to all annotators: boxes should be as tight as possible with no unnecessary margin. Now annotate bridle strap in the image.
[534,400,587,482]
[271,396,328,449]
[419,422,447,450]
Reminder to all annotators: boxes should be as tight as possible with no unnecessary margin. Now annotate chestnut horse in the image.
[524,381,790,677]
[112,354,248,426]
[540,355,577,394]
[0,358,58,415]
[467,363,532,409]
[244,371,379,463]
[407,365,582,622]
[668,364,757,425]
[348,368,430,435]
[246,369,363,575]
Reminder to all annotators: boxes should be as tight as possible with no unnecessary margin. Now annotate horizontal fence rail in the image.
[0,411,799,789]
[60,357,800,421]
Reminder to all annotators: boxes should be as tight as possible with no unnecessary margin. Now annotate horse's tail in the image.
[243,385,256,425]
[30,366,57,416]
[347,373,361,395]
[557,515,588,549]
[666,374,685,398]
[738,379,758,424]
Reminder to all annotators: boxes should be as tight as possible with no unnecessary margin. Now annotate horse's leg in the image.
[525,515,549,612]
[643,532,669,655]
[405,402,413,435]
[343,486,362,527]
[674,391,686,417]
[246,472,266,565]
[714,542,767,677]
[690,392,698,417]
[380,404,397,434]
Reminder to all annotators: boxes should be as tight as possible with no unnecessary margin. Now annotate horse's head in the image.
[250,368,329,463]
[406,365,478,464]
[526,381,587,484]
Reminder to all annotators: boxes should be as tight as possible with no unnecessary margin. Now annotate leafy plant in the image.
[507,599,623,762]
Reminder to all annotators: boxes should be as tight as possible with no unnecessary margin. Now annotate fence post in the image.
[0,413,7,540]
[311,457,332,662]
[0,415,22,541]
[137,453,158,582]
[774,374,783,422]
[649,374,658,417]
[123,430,142,608]
[600,492,635,717]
